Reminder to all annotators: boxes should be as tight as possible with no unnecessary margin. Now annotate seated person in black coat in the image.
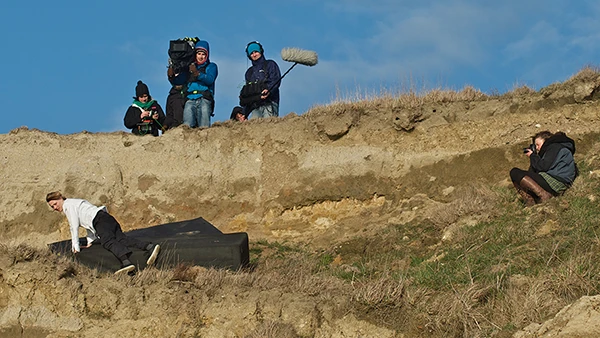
[124,80,166,136]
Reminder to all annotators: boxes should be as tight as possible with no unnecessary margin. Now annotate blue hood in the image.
[195,40,210,61]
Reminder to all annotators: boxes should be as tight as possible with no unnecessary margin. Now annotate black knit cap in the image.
[134,80,150,99]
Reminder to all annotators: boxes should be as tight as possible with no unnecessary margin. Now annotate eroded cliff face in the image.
[2,76,600,247]
[1,74,600,337]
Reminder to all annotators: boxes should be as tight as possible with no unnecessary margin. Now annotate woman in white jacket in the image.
[46,191,160,275]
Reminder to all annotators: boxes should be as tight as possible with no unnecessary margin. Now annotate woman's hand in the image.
[140,110,150,119]
[525,149,533,157]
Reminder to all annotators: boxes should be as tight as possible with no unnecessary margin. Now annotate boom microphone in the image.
[281,48,318,67]
[268,47,318,91]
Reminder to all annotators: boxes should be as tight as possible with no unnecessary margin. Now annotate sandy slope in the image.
[1,74,600,337]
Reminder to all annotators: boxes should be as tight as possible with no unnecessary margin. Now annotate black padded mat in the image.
[48,217,249,273]
[126,216,223,237]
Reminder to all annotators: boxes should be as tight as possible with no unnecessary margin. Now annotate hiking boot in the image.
[115,264,135,275]
[513,181,536,207]
[146,244,161,266]
[520,176,553,203]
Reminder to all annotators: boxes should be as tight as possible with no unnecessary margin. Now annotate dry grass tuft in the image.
[567,65,600,83]
[309,82,491,116]
[419,283,503,336]
[545,254,600,300]
[506,85,537,97]
[194,267,230,289]
[233,252,344,297]
[11,243,43,263]
[502,275,565,326]
[125,265,172,286]
[351,273,406,309]
[389,85,488,109]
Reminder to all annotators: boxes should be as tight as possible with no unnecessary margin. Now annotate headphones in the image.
[245,41,264,59]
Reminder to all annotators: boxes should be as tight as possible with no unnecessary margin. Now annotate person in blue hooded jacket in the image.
[510,131,578,206]
[183,40,218,128]
[243,41,281,118]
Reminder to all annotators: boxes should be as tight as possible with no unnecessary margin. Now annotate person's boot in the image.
[513,181,536,207]
[520,176,553,203]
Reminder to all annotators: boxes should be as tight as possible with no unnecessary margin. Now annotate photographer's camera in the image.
[523,144,536,154]
[142,109,157,122]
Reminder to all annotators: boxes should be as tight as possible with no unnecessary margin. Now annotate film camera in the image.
[168,37,198,74]
[523,144,536,154]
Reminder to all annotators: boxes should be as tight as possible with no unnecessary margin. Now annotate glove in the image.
[189,64,199,78]
[167,66,174,77]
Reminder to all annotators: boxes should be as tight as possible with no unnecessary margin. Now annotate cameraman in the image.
[510,130,577,206]
[124,80,166,136]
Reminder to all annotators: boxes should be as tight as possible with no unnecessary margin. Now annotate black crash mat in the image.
[47,218,249,273]
[126,216,223,237]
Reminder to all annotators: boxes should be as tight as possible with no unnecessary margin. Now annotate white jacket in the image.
[62,199,106,252]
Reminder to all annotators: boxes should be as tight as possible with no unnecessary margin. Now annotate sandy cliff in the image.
[2,72,600,337]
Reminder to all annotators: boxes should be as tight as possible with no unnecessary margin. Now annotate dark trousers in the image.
[165,89,185,129]
[510,168,556,196]
[92,211,149,262]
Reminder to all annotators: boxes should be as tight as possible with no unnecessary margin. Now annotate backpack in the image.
[168,37,199,74]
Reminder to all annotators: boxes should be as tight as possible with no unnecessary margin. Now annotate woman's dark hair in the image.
[532,130,553,143]
[46,191,65,202]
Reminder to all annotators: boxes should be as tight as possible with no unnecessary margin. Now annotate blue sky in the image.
[1,0,599,134]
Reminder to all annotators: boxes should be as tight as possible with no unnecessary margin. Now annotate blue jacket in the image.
[244,55,281,104]
[187,40,218,100]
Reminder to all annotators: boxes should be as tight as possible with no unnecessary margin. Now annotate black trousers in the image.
[165,90,185,128]
[509,168,556,196]
[92,210,150,262]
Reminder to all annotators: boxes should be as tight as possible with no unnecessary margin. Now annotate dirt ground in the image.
[1,72,600,337]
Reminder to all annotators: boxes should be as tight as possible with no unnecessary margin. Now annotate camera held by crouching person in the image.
[143,108,158,122]
[523,144,536,154]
